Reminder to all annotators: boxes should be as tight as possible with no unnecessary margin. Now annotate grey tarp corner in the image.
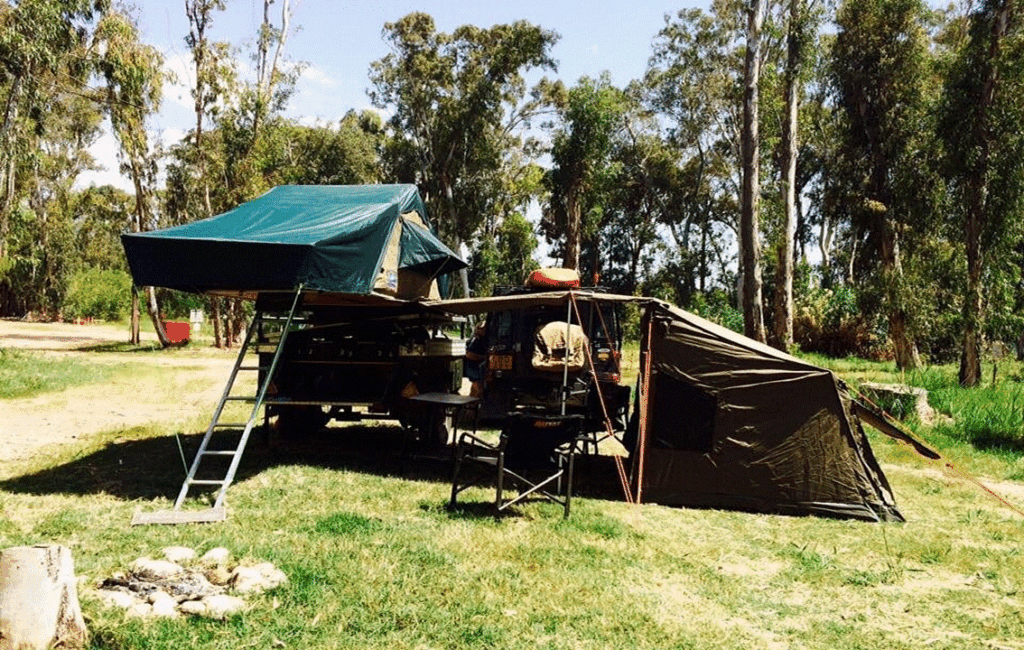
[425,292,903,521]
[121,184,465,297]
[633,300,902,521]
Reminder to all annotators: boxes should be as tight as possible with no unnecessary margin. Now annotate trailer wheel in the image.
[273,405,327,441]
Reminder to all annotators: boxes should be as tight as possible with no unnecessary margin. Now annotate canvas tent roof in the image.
[426,291,903,521]
[121,184,465,296]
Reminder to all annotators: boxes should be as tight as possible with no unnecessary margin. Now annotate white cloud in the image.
[300,64,336,88]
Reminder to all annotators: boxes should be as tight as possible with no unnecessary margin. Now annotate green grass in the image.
[0,348,115,398]
[4,342,1024,648]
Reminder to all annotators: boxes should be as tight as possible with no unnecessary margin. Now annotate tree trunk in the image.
[210,295,223,348]
[145,286,170,346]
[890,310,921,371]
[740,0,766,343]
[772,0,802,352]
[0,545,88,650]
[879,220,921,370]
[960,176,986,385]
[130,286,141,344]
[958,0,1010,387]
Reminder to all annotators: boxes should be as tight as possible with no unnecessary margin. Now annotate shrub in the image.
[794,284,884,359]
[63,267,131,321]
[688,291,743,334]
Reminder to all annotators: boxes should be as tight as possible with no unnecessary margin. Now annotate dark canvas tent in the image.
[121,184,465,298]
[632,301,902,521]
[427,291,903,522]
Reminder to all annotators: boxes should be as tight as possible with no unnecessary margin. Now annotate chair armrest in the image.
[456,431,498,451]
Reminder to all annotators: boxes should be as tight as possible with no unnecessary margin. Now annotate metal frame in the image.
[449,414,585,518]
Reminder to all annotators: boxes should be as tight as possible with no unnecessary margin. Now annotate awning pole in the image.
[636,310,653,505]
[561,294,572,415]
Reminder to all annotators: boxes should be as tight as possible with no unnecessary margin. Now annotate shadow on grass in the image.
[0,423,631,506]
[966,432,1024,454]
[78,342,174,354]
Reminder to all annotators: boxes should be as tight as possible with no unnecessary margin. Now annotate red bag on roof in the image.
[526,268,581,290]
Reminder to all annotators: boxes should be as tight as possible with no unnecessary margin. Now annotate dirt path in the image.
[0,319,238,464]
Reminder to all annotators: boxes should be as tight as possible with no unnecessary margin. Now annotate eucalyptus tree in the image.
[771,0,821,350]
[93,9,167,345]
[369,12,559,294]
[468,211,539,297]
[70,184,132,272]
[938,0,1024,386]
[543,74,626,271]
[644,8,743,302]
[185,0,231,346]
[739,0,768,342]
[274,111,385,186]
[0,0,109,263]
[830,0,936,369]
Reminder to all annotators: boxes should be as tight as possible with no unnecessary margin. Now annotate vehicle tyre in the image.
[274,405,327,441]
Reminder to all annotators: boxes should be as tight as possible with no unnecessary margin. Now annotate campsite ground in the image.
[3,319,1024,649]
[0,319,235,463]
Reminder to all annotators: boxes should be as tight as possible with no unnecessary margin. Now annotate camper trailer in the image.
[122,184,470,443]
[254,295,466,440]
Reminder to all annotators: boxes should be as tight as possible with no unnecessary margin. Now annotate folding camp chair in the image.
[449,412,586,517]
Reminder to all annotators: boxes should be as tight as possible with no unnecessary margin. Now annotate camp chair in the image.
[512,321,591,412]
[449,412,586,518]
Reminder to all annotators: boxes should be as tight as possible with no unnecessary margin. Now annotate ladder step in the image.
[238,365,267,371]
[201,450,238,456]
[225,396,257,402]
[188,479,228,486]
[213,423,247,428]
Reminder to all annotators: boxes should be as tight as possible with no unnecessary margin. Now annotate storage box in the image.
[164,321,190,344]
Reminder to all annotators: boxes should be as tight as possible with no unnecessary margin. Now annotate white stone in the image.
[162,546,196,564]
[130,557,184,581]
[203,594,246,619]
[178,599,208,616]
[200,547,231,565]
[126,602,152,618]
[150,592,179,618]
[230,563,288,594]
[95,588,140,610]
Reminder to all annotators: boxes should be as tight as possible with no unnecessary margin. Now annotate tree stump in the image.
[0,545,88,650]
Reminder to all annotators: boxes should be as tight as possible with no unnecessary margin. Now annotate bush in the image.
[794,284,884,359]
[63,267,131,321]
[688,291,743,334]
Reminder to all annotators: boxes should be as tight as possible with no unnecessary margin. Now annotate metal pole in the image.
[562,295,573,415]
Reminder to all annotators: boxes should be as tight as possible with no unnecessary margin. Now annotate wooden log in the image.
[0,545,88,650]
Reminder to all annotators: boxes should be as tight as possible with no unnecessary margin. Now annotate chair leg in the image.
[496,448,506,511]
[564,445,576,518]
[449,447,463,509]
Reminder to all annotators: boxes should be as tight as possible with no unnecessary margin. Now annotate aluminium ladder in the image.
[131,287,305,525]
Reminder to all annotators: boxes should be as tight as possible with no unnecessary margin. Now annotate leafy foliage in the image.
[62,267,131,321]
[370,13,558,253]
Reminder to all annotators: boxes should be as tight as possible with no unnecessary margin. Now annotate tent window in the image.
[651,373,716,453]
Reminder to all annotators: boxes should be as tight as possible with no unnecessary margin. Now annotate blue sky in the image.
[83,0,701,189]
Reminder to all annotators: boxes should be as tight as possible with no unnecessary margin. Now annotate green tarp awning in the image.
[121,184,465,295]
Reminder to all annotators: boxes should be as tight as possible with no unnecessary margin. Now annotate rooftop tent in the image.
[631,301,903,522]
[121,184,465,298]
